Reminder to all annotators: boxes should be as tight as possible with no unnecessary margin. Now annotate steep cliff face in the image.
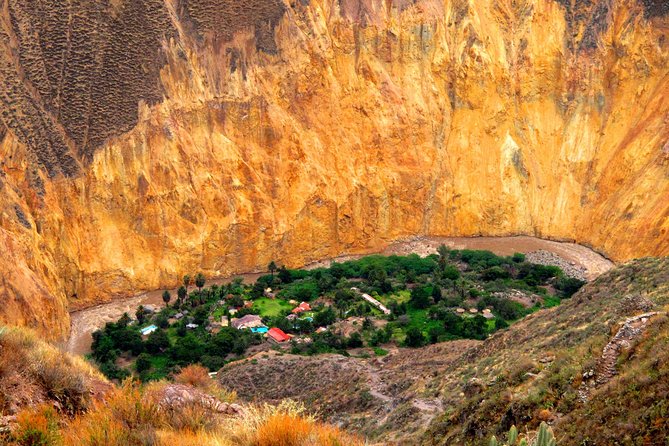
[0,0,668,338]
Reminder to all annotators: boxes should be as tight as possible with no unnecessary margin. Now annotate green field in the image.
[253,298,293,318]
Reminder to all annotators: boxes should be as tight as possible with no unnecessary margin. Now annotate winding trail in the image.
[64,236,613,355]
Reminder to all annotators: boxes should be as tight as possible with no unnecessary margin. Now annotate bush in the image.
[409,285,432,309]
[145,330,170,354]
[173,364,212,389]
[313,307,337,327]
[482,266,511,281]
[512,253,526,263]
[428,326,446,344]
[12,405,60,446]
[135,354,152,373]
[404,327,427,348]
[443,265,461,280]
[555,276,585,297]
[346,332,364,349]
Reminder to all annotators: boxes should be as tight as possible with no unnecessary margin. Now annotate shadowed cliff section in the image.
[0,0,290,172]
[179,0,287,53]
[0,0,172,172]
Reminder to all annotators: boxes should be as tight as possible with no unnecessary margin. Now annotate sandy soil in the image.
[64,236,613,356]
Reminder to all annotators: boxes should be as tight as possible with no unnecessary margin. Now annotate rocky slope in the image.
[0,0,668,338]
[216,258,669,445]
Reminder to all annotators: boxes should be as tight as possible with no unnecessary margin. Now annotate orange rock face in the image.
[0,0,668,339]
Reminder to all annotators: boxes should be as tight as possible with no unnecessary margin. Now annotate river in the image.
[64,236,614,356]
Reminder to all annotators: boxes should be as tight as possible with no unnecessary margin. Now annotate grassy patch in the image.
[373,347,389,356]
[542,296,561,308]
[406,307,442,333]
[253,298,293,318]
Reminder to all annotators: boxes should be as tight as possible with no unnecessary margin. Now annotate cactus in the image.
[490,422,556,446]
[508,426,518,445]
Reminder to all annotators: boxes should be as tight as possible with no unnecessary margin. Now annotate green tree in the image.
[135,353,152,373]
[461,315,488,340]
[437,244,449,268]
[495,318,509,330]
[278,266,292,284]
[268,261,277,277]
[177,286,187,305]
[511,252,526,263]
[155,313,169,329]
[428,325,446,344]
[169,334,205,364]
[183,274,191,287]
[555,276,585,297]
[431,285,442,303]
[443,265,460,281]
[404,327,427,347]
[91,332,117,363]
[410,285,432,309]
[314,306,337,327]
[195,272,206,291]
[162,290,171,307]
[145,329,170,353]
[228,295,244,308]
[135,306,146,324]
[346,332,363,349]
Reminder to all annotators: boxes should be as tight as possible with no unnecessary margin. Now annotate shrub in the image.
[255,413,312,446]
[404,327,427,348]
[512,253,526,263]
[173,364,211,390]
[145,330,170,354]
[555,276,585,297]
[346,332,364,349]
[12,405,60,446]
[443,265,461,280]
[135,354,152,373]
[62,381,160,446]
[409,286,432,309]
[482,266,511,281]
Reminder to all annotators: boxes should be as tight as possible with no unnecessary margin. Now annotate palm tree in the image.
[437,244,449,268]
[162,290,171,307]
[183,274,191,288]
[195,272,205,291]
[177,286,187,305]
[268,261,277,277]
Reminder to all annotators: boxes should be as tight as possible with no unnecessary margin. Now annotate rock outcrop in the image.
[0,0,668,338]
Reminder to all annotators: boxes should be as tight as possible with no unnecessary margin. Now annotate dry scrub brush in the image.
[10,379,364,446]
[2,329,362,446]
[0,327,105,415]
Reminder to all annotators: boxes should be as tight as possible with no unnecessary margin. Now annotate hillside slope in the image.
[216,258,669,445]
[0,0,668,338]
[0,328,361,446]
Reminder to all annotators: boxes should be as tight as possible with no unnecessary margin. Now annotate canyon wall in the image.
[0,0,668,339]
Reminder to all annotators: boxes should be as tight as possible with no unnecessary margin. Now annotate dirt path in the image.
[64,236,613,356]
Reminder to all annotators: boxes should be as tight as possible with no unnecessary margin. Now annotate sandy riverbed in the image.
[64,236,613,356]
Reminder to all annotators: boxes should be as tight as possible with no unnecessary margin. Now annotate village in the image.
[90,248,584,381]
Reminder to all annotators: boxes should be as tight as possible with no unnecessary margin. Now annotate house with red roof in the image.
[268,327,291,344]
[291,301,311,314]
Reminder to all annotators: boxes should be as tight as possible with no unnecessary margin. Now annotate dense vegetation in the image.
[91,247,584,381]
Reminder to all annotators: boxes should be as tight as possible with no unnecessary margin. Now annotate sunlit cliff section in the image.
[0,0,668,338]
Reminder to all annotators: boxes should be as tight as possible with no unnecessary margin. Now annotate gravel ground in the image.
[526,250,589,281]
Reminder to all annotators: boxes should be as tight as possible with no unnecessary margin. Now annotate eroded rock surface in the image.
[0,0,667,339]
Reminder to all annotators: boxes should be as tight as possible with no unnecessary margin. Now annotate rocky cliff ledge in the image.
[0,0,667,338]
